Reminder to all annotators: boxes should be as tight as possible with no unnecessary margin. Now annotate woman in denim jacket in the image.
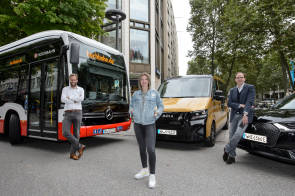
[130,72,164,189]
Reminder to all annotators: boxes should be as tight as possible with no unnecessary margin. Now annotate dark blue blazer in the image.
[228,83,255,123]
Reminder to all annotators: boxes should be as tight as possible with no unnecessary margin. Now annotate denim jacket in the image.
[130,89,164,125]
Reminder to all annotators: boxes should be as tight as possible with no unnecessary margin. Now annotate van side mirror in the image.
[70,43,80,65]
[214,90,224,100]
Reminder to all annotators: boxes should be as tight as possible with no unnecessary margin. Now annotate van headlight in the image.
[190,110,208,120]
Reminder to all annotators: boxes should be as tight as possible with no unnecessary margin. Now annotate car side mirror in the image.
[70,43,80,65]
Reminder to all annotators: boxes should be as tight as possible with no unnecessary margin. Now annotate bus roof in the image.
[0,30,123,57]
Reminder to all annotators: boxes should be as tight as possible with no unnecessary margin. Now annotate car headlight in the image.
[190,110,208,120]
[273,123,291,131]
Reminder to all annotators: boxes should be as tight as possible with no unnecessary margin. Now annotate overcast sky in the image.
[170,0,193,76]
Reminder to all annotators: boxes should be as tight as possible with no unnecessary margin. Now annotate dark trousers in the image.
[62,111,82,154]
[134,123,156,174]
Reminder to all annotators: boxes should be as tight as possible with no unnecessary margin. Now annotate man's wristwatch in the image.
[243,112,248,117]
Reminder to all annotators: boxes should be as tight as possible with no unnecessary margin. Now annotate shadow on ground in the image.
[0,134,124,154]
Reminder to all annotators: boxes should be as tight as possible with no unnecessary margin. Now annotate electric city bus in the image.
[0,30,131,144]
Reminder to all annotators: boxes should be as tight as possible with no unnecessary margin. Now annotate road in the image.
[0,126,294,196]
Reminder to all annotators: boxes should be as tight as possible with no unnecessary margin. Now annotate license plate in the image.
[243,133,267,143]
[103,128,116,134]
[157,129,177,135]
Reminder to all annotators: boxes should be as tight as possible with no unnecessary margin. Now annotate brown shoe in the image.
[78,145,86,158]
[70,153,79,160]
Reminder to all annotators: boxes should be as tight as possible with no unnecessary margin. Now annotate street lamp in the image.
[105,8,126,50]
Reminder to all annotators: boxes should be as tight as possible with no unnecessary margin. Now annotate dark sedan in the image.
[238,94,295,164]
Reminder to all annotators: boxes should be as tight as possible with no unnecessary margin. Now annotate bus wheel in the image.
[206,122,216,147]
[8,114,22,145]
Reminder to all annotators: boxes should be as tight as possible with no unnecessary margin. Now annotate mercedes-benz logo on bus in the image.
[105,107,113,120]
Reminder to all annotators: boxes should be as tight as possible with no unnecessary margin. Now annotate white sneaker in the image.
[134,168,149,180]
[148,174,156,188]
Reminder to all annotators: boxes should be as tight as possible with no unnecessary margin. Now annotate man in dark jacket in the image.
[223,72,255,164]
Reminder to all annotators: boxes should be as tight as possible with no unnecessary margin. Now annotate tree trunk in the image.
[225,44,237,91]
[211,20,215,76]
[278,50,294,91]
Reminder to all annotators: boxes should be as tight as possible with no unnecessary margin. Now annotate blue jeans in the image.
[225,114,248,158]
[134,123,156,174]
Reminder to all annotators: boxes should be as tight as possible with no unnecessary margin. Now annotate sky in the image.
[170,0,193,76]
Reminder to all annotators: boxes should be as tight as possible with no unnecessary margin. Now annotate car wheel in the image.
[8,114,22,145]
[206,122,216,147]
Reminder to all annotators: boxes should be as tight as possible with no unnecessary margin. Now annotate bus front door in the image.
[28,59,58,141]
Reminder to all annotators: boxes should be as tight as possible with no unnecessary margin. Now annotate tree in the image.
[187,55,211,75]
[254,0,295,91]
[187,0,295,95]
[187,0,225,75]
[0,0,107,46]
[257,51,285,98]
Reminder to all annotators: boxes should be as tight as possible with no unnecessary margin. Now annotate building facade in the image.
[100,0,178,92]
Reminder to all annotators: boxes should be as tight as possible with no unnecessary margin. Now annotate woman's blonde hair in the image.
[138,72,151,90]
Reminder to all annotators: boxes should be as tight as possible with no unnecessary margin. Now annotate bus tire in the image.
[206,122,216,147]
[8,114,22,145]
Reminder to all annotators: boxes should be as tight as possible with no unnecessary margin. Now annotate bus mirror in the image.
[70,43,80,65]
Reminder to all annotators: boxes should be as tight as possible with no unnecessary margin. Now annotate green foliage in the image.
[0,0,107,46]
[187,0,295,94]
[187,55,211,75]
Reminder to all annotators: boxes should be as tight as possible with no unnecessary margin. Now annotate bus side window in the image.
[17,65,29,106]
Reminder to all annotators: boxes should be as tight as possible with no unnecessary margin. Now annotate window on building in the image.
[106,0,122,9]
[155,38,160,78]
[130,0,149,22]
[102,0,123,50]
[130,29,149,64]
[100,28,122,51]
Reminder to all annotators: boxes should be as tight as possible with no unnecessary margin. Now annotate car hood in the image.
[255,109,295,123]
[162,97,211,112]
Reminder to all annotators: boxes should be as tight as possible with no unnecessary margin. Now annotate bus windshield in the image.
[71,40,129,105]
[78,60,128,104]
[158,77,211,98]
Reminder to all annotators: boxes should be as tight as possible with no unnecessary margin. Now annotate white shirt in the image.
[237,83,245,93]
[61,86,84,111]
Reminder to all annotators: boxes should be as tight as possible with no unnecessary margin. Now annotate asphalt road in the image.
[0,126,295,196]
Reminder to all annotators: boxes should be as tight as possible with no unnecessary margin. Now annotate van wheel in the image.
[8,114,22,145]
[206,122,216,147]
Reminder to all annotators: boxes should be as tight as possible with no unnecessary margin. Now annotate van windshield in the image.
[158,77,211,98]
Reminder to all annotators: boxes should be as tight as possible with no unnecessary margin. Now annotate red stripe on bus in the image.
[0,119,4,134]
[20,120,27,136]
[57,119,132,141]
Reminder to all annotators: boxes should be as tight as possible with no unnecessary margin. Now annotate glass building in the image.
[100,0,179,92]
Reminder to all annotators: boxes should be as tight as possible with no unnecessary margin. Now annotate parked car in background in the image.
[238,94,295,163]
[156,75,228,147]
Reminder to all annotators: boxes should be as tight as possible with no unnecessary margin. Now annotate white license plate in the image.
[157,129,177,135]
[103,128,116,134]
[243,133,267,143]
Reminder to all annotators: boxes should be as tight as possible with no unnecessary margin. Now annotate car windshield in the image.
[158,77,211,98]
[274,94,295,110]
